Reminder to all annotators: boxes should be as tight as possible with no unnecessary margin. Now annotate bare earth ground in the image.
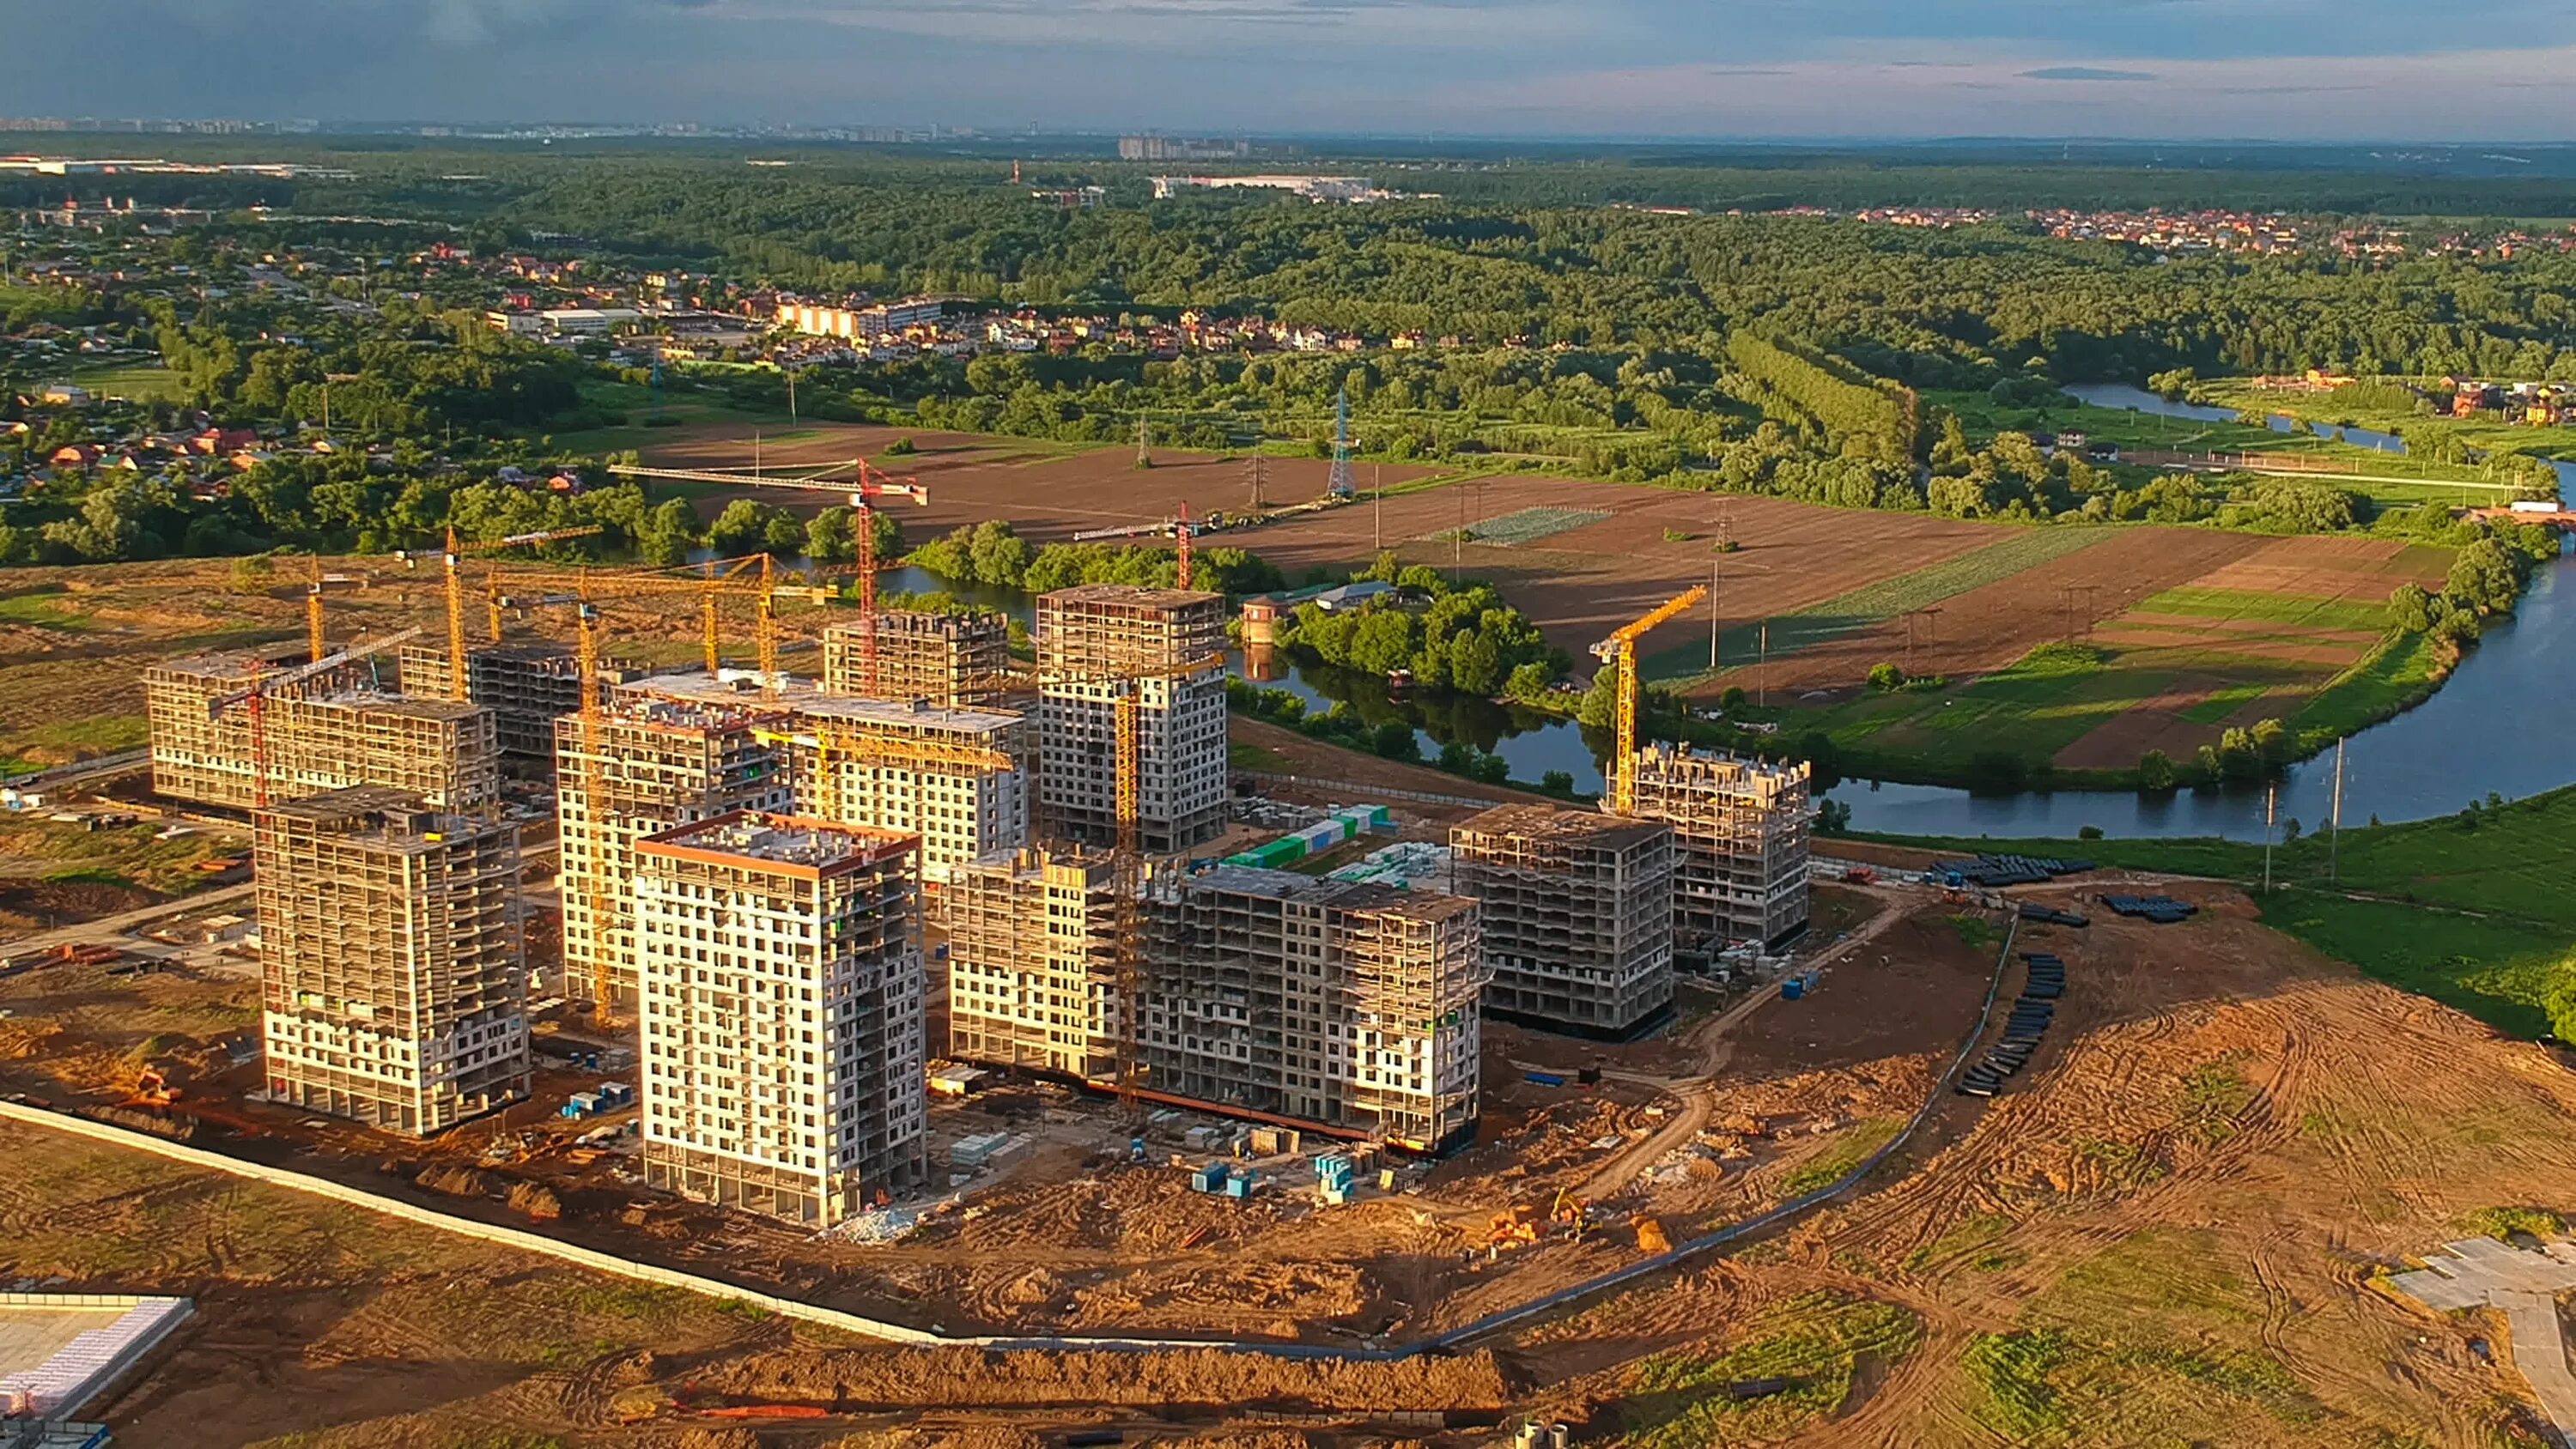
[10,886,2573,1445]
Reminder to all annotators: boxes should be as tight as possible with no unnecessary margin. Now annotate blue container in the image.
[1224,1173,1254,1199]
[1524,1070,1566,1088]
[1782,979,1805,1001]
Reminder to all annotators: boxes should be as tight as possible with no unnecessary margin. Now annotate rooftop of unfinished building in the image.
[619,669,1021,732]
[1183,864,1479,922]
[149,641,324,681]
[829,608,1009,634]
[257,785,498,849]
[1455,802,1669,848]
[1633,742,1812,782]
[641,810,916,871]
[1037,583,1224,611]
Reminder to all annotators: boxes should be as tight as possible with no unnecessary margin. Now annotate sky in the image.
[9,0,2576,141]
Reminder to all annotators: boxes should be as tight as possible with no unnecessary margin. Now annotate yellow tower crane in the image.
[1037,651,1225,1109]
[392,526,605,701]
[1592,585,1708,815]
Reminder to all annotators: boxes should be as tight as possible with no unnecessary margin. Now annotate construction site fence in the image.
[0,909,2015,1365]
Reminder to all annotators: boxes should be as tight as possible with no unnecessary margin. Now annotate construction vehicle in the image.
[1550,1185,1594,1239]
[1591,585,1708,815]
[124,1064,180,1107]
[204,627,423,809]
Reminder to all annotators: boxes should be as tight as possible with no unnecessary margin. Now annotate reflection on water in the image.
[878,537,2576,841]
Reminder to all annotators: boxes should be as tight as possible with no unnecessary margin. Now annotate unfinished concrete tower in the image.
[1144,867,1485,1152]
[1625,744,1813,949]
[944,847,1119,1079]
[635,812,928,1226]
[1036,585,1227,853]
[1449,804,1677,1039]
[400,640,642,768]
[147,647,499,812]
[254,786,529,1135]
[554,693,791,1009]
[621,672,1028,885]
[821,608,1012,706]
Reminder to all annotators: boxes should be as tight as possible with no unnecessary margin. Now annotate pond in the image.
[878,539,2576,845]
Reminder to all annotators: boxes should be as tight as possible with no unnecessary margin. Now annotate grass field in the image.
[66,361,188,403]
[1866,785,2576,1037]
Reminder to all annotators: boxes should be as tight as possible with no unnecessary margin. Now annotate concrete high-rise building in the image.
[634,812,928,1226]
[820,609,1012,706]
[1449,805,1677,1039]
[944,847,1119,1079]
[147,647,499,813]
[619,671,1028,885]
[554,692,791,1009]
[254,786,528,1135]
[1625,745,1813,949]
[399,641,653,768]
[1036,585,1227,854]
[1142,867,1484,1152]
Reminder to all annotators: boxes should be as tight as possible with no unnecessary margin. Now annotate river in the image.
[878,524,2576,845]
[2063,382,2576,491]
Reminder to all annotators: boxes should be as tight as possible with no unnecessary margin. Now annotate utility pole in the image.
[786,366,798,421]
[1709,561,1721,671]
[2263,783,2278,895]
[1135,415,1151,469]
[1758,621,1769,709]
[2330,738,2346,884]
[1453,482,1464,584]
[1373,464,1383,552]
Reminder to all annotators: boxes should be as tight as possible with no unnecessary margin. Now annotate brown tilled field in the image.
[10,885,2576,1446]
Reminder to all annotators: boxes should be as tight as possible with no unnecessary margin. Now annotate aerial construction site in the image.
[9,478,2568,1447]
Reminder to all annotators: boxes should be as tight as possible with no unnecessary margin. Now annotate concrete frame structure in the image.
[1449,805,1677,1039]
[253,787,529,1136]
[1625,745,1814,949]
[943,847,1119,1080]
[146,648,499,814]
[1036,585,1228,854]
[821,608,1012,706]
[619,671,1028,884]
[400,641,650,767]
[1142,866,1484,1152]
[635,813,928,1227]
[554,694,791,1009]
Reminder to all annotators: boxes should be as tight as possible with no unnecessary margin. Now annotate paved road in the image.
[2,880,256,960]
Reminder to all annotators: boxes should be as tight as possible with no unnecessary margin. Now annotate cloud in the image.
[2020,65,2155,81]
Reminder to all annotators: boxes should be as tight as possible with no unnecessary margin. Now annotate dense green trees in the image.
[1279,566,1564,700]
[905,518,1282,597]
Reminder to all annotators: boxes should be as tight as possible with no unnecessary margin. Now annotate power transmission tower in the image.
[1135,415,1151,469]
[1246,453,1268,511]
[1326,385,1356,498]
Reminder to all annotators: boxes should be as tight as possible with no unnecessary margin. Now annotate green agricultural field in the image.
[1642,526,2113,683]
[2131,585,2391,634]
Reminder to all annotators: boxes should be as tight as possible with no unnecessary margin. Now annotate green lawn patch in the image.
[0,589,94,632]
[2136,586,2390,633]
[1622,1291,1922,1449]
[1228,741,1292,772]
[2288,628,2443,749]
[2178,682,2272,724]
[0,714,149,777]
[69,362,188,403]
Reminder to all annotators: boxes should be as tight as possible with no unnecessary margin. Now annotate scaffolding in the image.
[1625,744,1814,949]
[944,847,1120,1080]
[1035,585,1229,853]
[254,786,529,1136]
[820,609,1012,706]
[146,648,499,813]
[1449,804,1678,1039]
[1140,866,1485,1152]
[634,812,927,1227]
[552,696,792,1010]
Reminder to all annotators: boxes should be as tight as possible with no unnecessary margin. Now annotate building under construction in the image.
[821,608,1012,706]
[1449,804,1677,1040]
[145,647,500,814]
[554,692,792,1010]
[1140,867,1485,1152]
[944,847,1119,1080]
[253,786,529,1135]
[1625,744,1813,949]
[399,640,653,767]
[635,812,928,1227]
[617,671,1029,883]
[1035,585,1228,854]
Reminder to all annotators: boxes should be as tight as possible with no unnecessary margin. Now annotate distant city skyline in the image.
[9,0,2576,142]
